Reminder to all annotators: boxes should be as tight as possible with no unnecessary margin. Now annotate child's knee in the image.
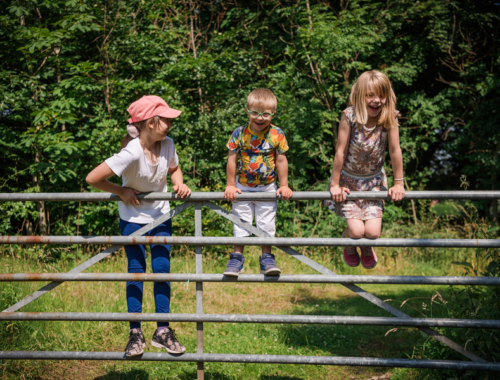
[152,251,171,274]
[365,231,381,239]
[347,227,365,239]
[152,259,170,274]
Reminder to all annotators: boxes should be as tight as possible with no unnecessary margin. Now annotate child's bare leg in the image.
[345,219,365,239]
[364,218,382,239]
[261,245,271,254]
[234,245,245,254]
[342,219,364,267]
[359,218,381,269]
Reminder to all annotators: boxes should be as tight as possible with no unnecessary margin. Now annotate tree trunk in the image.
[33,151,48,235]
[190,12,203,112]
[55,47,66,131]
[305,0,313,32]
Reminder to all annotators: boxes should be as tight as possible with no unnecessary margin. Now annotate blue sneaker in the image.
[259,253,281,275]
[223,253,245,277]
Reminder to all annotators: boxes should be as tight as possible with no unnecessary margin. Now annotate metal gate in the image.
[1,191,500,379]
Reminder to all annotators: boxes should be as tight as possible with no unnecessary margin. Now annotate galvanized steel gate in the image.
[1,191,500,378]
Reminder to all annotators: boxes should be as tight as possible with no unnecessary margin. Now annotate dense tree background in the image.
[0,0,499,238]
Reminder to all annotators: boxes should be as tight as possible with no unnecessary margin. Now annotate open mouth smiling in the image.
[368,104,381,113]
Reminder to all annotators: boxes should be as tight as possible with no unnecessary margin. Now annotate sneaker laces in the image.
[163,328,180,344]
[260,253,276,265]
[126,330,142,350]
[342,232,357,256]
[226,254,243,268]
[346,246,357,256]
[361,246,373,256]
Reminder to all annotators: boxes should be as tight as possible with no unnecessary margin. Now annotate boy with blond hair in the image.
[224,89,293,276]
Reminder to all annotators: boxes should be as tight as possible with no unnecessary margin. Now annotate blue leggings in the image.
[120,218,172,329]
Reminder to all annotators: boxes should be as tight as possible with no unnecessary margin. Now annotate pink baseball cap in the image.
[127,95,182,123]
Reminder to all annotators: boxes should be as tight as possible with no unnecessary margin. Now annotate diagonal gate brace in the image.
[203,201,485,363]
[2,202,195,313]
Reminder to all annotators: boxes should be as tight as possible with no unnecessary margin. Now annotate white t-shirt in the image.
[105,137,179,223]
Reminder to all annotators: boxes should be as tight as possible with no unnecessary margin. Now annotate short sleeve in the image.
[343,107,355,125]
[165,138,179,169]
[105,141,139,177]
[169,151,179,169]
[226,127,242,152]
[276,130,289,154]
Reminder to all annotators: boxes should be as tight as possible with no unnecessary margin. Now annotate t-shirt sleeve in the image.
[226,128,242,152]
[169,146,179,169]
[105,143,139,177]
[276,130,289,154]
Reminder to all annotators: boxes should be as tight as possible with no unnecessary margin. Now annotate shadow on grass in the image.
[95,369,304,380]
[269,286,451,358]
[94,368,149,380]
[179,372,305,380]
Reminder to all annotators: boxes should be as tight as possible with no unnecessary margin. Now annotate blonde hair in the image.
[246,88,277,112]
[120,116,161,151]
[349,70,398,129]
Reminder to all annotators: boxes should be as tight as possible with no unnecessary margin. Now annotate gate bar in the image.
[0,351,498,371]
[1,236,500,248]
[1,190,500,202]
[203,202,486,362]
[2,203,195,313]
[194,203,204,379]
[1,273,499,286]
[2,312,499,329]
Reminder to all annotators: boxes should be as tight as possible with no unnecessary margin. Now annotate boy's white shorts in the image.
[232,181,277,238]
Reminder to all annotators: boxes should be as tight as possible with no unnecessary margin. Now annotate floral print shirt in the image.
[227,123,289,187]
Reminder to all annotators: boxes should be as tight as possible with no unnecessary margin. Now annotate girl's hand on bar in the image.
[173,184,191,198]
[388,184,405,201]
[330,185,349,203]
[119,187,141,206]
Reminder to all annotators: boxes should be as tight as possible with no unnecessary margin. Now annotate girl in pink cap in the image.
[86,95,191,356]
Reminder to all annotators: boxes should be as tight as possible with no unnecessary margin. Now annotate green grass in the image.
[0,228,479,380]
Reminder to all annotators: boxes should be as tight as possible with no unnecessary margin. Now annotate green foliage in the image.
[431,201,465,219]
[0,0,499,243]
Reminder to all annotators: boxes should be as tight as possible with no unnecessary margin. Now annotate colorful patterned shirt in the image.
[227,123,289,187]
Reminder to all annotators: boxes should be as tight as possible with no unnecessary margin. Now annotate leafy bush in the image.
[431,201,465,220]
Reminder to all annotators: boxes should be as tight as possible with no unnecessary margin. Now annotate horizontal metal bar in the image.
[1,190,499,202]
[1,236,499,248]
[1,312,499,329]
[1,273,498,286]
[0,351,498,371]
[202,202,485,363]
[2,202,194,314]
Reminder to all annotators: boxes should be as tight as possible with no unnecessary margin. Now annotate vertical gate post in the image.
[195,203,204,380]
